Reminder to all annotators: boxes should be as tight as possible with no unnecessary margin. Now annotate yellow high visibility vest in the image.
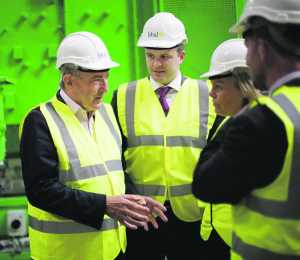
[117,77,215,221]
[232,86,300,259]
[20,97,126,260]
[199,117,233,246]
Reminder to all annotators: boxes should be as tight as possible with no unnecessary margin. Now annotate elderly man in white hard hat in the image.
[20,31,167,260]
[192,0,300,259]
[111,13,216,260]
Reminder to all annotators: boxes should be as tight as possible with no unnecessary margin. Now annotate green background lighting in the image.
[0,1,245,259]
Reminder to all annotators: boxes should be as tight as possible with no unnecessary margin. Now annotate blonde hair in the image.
[232,67,260,103]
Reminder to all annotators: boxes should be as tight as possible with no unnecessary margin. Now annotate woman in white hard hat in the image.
[193,38,259,259]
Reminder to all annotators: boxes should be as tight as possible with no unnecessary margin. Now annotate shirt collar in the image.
[269,71,300,95]
[59,88,84,115]
[150,72,182,92]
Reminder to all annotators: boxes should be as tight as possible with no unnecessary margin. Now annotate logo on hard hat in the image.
[97,52,106,59]
[148,31,165,38]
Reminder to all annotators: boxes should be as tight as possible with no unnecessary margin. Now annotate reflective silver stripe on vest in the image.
[233,232,300,260]
[244,94,300,219]
[105,159,123,171]
[198,80,209,148]
[45,103,122,183]
[170,184,192,196]
[60,160,123,182]
[125,79,208,148]
[127,135,164,147]
[167,136,203,148]
[126,81,138,140]
[60,164,107,182]
[134,184,192,197]
[135,184,165,196]
[99,104,122,153]
[29,216,118,234]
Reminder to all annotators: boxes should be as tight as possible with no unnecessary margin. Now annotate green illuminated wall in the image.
[1,0,246,128]
[63,0,137,103]
[0,1,247,259]
[0,0,248,166]
[0,1,63,126]
[160,0,238,78]
[236,0,247,21]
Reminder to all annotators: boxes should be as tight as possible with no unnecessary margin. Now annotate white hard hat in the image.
[200,39,247,78]
[137,12,187,48]
[230,0,300,34]
[56,32,119,70]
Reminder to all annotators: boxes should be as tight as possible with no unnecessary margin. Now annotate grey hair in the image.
[232,67,260,102]
[176,42,186,53]
[59,63,80,89]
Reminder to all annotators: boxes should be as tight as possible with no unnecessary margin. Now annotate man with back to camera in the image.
[20,31,167,260]
[111,12,216,260]
[192,0,300,259]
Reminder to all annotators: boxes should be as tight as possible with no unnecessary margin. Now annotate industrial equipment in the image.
[0,1,245,259]
[0,78,28,259]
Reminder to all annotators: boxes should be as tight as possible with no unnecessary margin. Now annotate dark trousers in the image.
[115,251,125,260]
[205,229,230,259]
[124,202,230,260]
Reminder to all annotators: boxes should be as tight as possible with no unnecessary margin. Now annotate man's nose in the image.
[100,80,108,92]
[153,58,163,67]
[209,90,216,98]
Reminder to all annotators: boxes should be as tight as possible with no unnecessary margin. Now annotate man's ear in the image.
[178,50,185,64]
[63,74,72,87]
[257,38,270,66]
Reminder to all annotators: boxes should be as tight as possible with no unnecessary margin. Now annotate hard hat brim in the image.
[56,60,119,70]
[229,22,246,34]
[85,60,120,71]
[199,71,211,79]
[200,69,235,79]
[137,39,184,49]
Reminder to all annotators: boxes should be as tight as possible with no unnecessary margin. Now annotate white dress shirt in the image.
[60,89,94,135]
[150,72,182,107]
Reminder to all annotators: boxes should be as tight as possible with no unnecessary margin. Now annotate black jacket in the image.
[20,94,107,229]
[192,104,287,204]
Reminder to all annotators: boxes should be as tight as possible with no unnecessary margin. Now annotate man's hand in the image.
[106,194,151,230]
[142,196,168,229]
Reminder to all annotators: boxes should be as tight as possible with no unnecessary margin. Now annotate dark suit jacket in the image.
[20,93,107,229]
[192,100,288,204]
